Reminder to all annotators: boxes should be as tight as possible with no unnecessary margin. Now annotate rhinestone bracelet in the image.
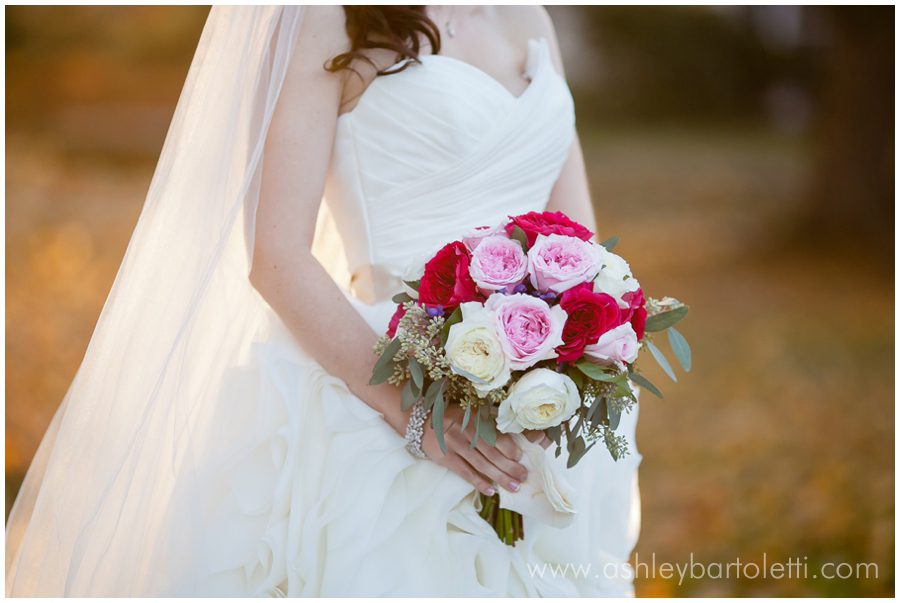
[404,401,431,459]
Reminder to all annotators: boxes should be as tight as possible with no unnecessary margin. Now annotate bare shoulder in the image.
[289,6,351,76]
[497,6,565,76]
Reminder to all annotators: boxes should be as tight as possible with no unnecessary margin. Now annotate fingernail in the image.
[508,481,520,492]
[485,487,496,496]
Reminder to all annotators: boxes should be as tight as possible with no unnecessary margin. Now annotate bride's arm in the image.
[248,7,526,495]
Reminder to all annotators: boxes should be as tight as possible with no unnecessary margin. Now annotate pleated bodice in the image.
[323,37,575,304]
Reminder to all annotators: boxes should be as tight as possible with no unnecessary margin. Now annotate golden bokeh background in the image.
[5,6,894,596]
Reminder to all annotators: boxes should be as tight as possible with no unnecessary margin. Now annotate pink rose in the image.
[505,211,594,247]
[469,236,528,295]
[462,223,508,252]
[485,293,567,370]
[583,322,640,369]
[527,234,603,294]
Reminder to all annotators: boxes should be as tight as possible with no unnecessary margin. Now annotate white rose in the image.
[444,302,511,396]
[497,368,580,433]
[593,247,640,308]
[498,433,576,528]
[401,248,437,300]
[583,322,640,369]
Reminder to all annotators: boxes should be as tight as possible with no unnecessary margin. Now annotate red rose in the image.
[505,211,594,247]
[385,304,406,338]
[556,283,621,362]
[620,288,647,340]
[417,241,480,311]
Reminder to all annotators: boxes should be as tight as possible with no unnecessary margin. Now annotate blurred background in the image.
[5,5,893,596]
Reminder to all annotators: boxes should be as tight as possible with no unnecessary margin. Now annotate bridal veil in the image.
[4,7,345,595]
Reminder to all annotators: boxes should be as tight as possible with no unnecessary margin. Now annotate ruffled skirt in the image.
[166,306,642,596]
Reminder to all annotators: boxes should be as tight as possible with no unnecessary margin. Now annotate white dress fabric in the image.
[7,24,641,596]
[190,37,642,596]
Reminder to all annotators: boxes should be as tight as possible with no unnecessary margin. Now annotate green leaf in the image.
[607,402,621,430]
[369,337,402,385]
[423,378,446,411]
[431,381,447,454]
[545,424,562,446]
[629,371,663,398]
[646,340,677,382]
[566,366,585,389]
[391,292,413,304]
[567,437,590,468]
[644,306,689,333]
[510,225,529,250]
[461,403,473,433]
[403,279,420,292]
[400,379,417,411]
[667,327,692,372]
[409,358,424,390]
[587,394,607,425]
[440,306,463,343]
[600,235,619,251]
[575,360,619,382]
[470,412,481,449]
[476,405,497,446]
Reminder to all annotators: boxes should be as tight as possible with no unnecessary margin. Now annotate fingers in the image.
[448,431,523,493]
[524,430,551,449]
[493,433,523,463]
[447,455,495,497]
[475,440,527,484]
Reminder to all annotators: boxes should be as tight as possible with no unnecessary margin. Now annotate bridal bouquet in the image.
[370,211,690,544]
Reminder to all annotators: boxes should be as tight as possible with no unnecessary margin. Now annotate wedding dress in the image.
[6,7,640,596]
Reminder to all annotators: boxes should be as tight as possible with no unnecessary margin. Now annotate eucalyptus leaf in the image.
[470,412,481,449]
[510,225,529,250]
[422,379,442,410]
[461,403,472,433]
[409,358,424,390]
[545,424,562,446]
[567,437,589,468]
[607,403,621,430]
[587,394,607,425]
[403,279,420,292]
[566,366,585,389]
[391,292,413,304]
[476,405,497,446]
[369,337,402,385]
[647,340,677,382]
[400,379,417,411]
[644,306,689,332]
[574,361,618,382]
[667,327,692,372]
[440,306,463,343]
[600,235,619,251]
[431,381,447,454]
[629,371,663,398]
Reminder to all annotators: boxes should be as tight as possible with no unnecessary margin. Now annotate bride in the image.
[6,6,641,596]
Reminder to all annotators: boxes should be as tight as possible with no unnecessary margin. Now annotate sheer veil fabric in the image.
[6,7,313,595]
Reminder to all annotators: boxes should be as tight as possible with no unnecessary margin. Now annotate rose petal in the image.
[497,433,577,529]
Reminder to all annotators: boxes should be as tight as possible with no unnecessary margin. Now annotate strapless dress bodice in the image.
[322,37,575,306]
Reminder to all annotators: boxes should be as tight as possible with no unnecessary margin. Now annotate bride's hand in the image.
[421,405,528,496]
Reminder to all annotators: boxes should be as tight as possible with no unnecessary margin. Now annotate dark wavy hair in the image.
[325,6,441,77]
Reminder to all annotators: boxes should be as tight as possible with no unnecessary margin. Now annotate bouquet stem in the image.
[478,492,524,545]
